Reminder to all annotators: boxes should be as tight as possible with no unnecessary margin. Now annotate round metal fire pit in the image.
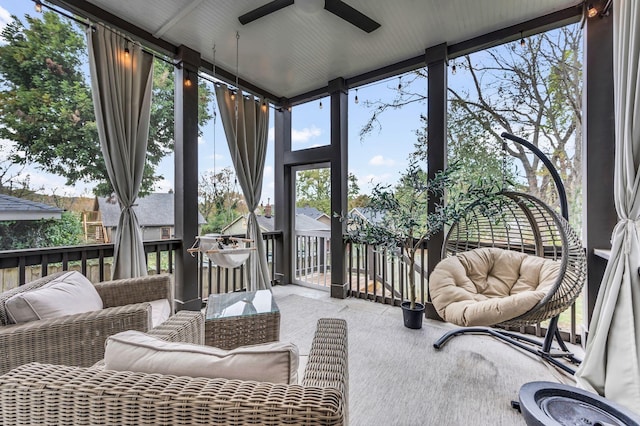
[518,381,640,426]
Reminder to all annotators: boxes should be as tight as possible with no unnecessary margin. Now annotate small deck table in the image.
[204,289,280,349]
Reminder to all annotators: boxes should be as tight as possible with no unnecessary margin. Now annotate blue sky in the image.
[0,0,424,204]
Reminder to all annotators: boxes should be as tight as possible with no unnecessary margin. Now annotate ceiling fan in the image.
[238,0,381,33]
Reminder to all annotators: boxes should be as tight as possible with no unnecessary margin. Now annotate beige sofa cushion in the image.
[429,247,560,326]
[5,271,103,324]
[148,299,171,327]
[104,330,299,384]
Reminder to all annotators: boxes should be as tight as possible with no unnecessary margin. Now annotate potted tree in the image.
[344,157,498,329]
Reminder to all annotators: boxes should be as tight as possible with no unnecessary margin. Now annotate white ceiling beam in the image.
[152,0,206,39]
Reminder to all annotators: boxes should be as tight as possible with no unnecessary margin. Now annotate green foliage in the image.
[359,25,582,231]
[0,12,212,196]
[343,157,502,307]
[447,26,582,227]
[198,167,245,233]
[45,211,83,247]
[296,169,362,215]
[0,13,96,189]
[0,211,83,250]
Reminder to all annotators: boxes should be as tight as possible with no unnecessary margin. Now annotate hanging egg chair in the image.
[429,133,587,374]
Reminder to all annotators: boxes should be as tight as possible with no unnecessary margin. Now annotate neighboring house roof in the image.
[222,213,330,234]
[0,194,63,221]
[98,193,206,227]
[294,214,330,232]
[349,207,385,225]
[256,215,275,232]
[221,215,272,234]
[295,206,329,221]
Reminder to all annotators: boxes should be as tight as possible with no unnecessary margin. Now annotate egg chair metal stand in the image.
[431,133,587,375]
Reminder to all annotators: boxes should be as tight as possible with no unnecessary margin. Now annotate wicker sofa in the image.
[0,318,349,426]
[0,271,175,374]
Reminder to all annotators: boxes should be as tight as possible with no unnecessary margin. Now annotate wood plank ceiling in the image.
[65,0,583,101]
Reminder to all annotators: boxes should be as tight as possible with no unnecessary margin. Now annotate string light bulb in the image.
[451,63,457,75]
[184,72,192,87]
[520,32,525,48]
[230,91,236,101]
[124,47,130,58]
[35,1,42,13]
[287,106,292,112]
[397,77,402,90]
[587,4,598,18]
[261,100,267,111]
[354,88,359,104]
[319,100,323,109]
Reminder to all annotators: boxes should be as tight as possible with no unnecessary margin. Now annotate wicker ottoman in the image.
[204,290,280,349]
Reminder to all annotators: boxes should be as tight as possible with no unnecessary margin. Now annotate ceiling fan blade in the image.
[324,0,380,33]
[239,0,295,25]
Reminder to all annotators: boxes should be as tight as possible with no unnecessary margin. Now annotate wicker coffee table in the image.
[204,289,280,349]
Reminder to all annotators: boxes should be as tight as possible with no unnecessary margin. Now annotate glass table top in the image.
[205,289,279,320]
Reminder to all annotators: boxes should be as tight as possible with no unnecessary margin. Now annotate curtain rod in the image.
[37,0,270,102]
[33,0,174,68]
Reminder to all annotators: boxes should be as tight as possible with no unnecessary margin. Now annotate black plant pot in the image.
[401,301,425,329]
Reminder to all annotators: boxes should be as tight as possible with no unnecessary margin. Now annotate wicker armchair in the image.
[0,272,175,374]
[0,318,349,426]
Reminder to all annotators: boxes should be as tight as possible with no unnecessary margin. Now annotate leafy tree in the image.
[448,26,582,221]
[198,167,245,233]
[344,158,501,309]
[296,169,361,215]
[0,211,83,250]
[45,211,84,247]
[360,24,582,226]
[0,12,212,196]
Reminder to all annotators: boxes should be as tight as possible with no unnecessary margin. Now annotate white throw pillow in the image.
[5,271,103,324]
[104,330,299,384]
[148,299,171,327]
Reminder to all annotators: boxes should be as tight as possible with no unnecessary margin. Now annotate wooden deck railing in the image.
[347,240,429,306]
[346,239,580,344]
[0,231,578,343]
[0,232,283,299]
[0,239,181,291]
[197,231,282,300]
[293,230,331,288]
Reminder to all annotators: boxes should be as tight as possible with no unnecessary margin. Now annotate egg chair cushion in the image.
[429,247,561,327]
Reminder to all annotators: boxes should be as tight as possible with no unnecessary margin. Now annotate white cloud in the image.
[153,178,173,193]
[198,136,206,145]
[369,155,396,167]
[17,170,93,197]
[292,126,321,144]
[208,153,225,161]
[267,125,322,145]
[362,173,393,187]
[0,139,15,159]
[261,180,275,205]
[0,7,11,44]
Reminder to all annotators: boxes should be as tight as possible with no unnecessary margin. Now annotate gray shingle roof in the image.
[226,213,330,234]
[0,194,63,221]
[98,193,206,227]
[295,206,328,220]
[349,207,385,225]
[254,214,330,232]
[294,214,330,231]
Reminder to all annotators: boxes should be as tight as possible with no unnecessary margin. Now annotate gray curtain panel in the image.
[575,0,640,414]
[87,24,154,279]
[215,85,271,291]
